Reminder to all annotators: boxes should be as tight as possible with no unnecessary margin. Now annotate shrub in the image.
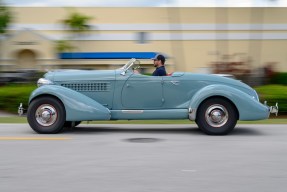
[255,84,287,112]
[270,72,287,85]
[0,84,37,114]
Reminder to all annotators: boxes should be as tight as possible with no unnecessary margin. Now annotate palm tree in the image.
[63,10,92,34]
[61,9,92,52]
[0,1,12,70]
[0,0,12,35]
[55,40,74,53]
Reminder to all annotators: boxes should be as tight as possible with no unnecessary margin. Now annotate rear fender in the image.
[29,85,111,121]
[189,84,269,120]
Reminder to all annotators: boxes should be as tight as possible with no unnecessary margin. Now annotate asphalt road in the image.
[0,123,287,192]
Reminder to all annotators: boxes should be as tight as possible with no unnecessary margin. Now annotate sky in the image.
[3,0,287,7]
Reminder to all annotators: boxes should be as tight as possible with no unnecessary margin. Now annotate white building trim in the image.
[9,24,287,31]
[49,32,287,41]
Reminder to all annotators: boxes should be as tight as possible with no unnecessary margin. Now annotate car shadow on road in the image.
[230,127,265,136]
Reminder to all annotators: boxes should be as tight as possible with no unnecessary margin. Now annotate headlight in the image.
[37,78,54,87]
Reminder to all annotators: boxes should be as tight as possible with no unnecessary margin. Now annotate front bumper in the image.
[18,103,27,116]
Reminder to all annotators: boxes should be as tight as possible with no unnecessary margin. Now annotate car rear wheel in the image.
[196,98,238,135]
[27,96,66,134]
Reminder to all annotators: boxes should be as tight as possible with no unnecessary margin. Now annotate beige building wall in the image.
[0,7,286,72]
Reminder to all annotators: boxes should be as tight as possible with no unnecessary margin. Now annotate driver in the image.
[151,54,167,76]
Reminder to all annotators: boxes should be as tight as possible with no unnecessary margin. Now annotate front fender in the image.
[189,84,269,120]
[29,85,111,121]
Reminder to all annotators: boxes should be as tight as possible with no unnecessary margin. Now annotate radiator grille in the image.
[61,82,110,92]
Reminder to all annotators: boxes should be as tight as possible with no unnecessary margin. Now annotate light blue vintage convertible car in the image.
[20,58,278,135]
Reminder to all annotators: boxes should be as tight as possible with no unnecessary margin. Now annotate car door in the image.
[121,74,164,109]
[162,72,190,108]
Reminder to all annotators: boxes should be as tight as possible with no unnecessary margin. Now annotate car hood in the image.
[44,70,116,82]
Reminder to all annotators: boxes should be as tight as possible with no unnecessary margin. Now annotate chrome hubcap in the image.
[35,104,57,126]
[205,104,228,127]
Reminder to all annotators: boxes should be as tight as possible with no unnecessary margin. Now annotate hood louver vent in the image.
[61,82,110,92]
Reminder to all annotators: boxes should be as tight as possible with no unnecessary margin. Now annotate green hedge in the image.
[255,85,287,112]
[0,84,37,114]
[0,83,286,114]
[270,72,287,85]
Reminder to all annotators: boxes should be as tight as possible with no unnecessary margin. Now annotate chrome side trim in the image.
[170,81,180,85]
[122,110,144,114]
[188,108,197,120]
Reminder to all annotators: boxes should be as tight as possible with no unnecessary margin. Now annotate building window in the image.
[137,32,149,44]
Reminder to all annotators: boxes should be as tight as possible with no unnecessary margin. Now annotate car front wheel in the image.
[196,98,238,135]
[27,96,66,134]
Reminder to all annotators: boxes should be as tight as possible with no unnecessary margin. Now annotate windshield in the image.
[119,58,140,72]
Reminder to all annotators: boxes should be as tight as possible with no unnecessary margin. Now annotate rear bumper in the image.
[266,101,279,116]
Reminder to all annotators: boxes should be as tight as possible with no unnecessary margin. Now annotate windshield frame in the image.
[119,58,140,75]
